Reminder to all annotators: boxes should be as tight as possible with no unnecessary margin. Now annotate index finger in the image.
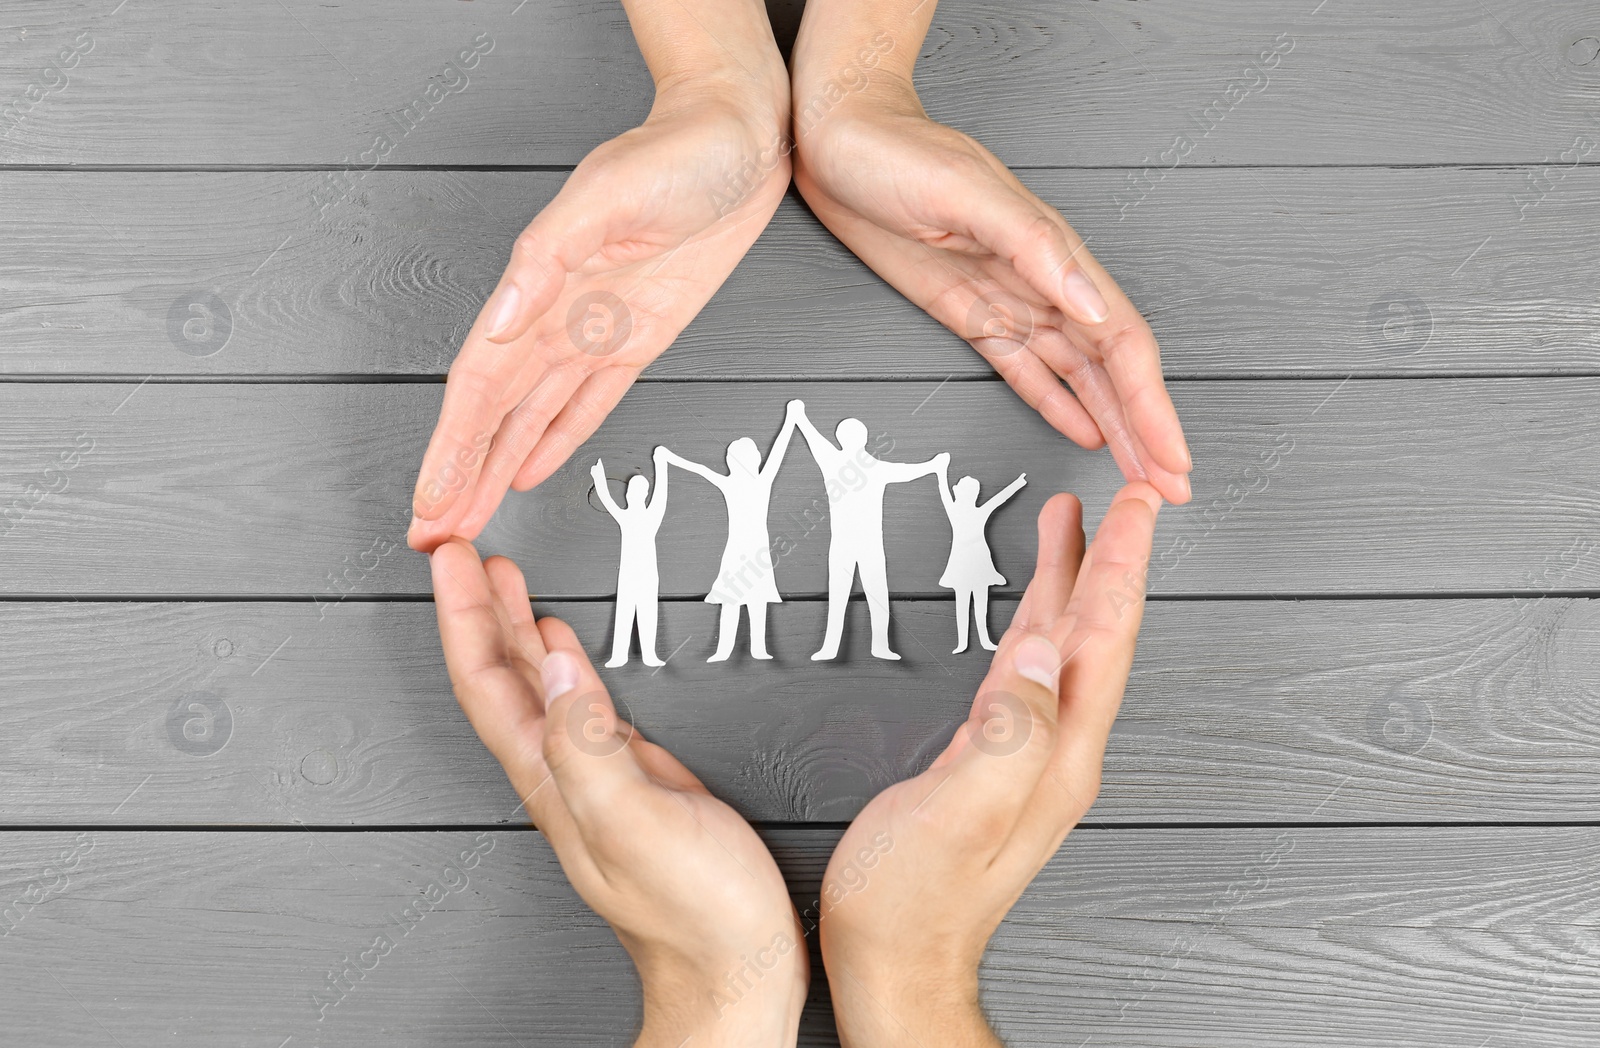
[1000,179,1192,480]
[430,539,550,776]
[1049,483,1160,758]
[1086,313,1192,480]
[411,345,518,521]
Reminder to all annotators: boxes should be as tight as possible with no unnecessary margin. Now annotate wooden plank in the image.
[2,828,1596,1046]
[2,598,1595,826]
[3,1,1598,167]
[1,380,1596,597]
[4,167,1597,378]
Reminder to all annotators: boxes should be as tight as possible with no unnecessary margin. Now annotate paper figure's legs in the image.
[812,549,857,661]
[707,604,740,663]
[637,596,664,667]
[952,588,971,654]
[860,550,900,661]
[748,602,772,660]
[606,599,636,668]
[974,587,997,650]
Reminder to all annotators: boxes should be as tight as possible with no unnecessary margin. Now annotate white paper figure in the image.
[591,450,670,667]
[790,400,949,661]
[937,467,1027,653]
[658,404,801,662]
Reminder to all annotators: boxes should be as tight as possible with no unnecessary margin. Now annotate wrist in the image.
[828,964,997,1048]
[627,0,790,130]
[790,0,927,143]
[633,940,806,1048]
[651,67,789,141]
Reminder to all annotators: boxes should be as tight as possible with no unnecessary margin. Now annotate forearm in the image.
[790,0,932,135]
[621,0,788,118]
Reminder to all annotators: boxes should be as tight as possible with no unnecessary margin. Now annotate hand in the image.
[816,484,1161,1046]
[409,77,792,552]
[430,540,807,1045]
[791,74,1192,504]
[589,459,607,486]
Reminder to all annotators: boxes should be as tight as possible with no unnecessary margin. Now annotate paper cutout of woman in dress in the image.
[591,449,670,667]
[936,466,1027,653]
[658,402,801,662]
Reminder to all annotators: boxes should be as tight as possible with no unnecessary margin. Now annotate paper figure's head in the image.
[726,437,760,473]
[625,475,650,507]
[954,476,981,502]
[834,417,869,451]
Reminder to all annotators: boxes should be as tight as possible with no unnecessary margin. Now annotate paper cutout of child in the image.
[936,467,1027,653]
[591,449,670,667]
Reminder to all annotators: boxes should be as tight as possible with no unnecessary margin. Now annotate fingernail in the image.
[1178,443,1193,472]
[542,650,580,699]
[1118,483,1163,516]
[483,283,521,339]
[1013,634,1061,691]
[1173,473,1191,502]
[1062,269,1110,325]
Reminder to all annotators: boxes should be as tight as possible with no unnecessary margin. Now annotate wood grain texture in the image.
[3,1,1598,166]
[2,828,1597,1046]
[1,380,1596,597]
[3,167,1597,378]
[2,598,1596,826]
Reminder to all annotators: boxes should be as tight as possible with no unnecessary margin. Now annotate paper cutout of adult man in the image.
[789,400,947,661]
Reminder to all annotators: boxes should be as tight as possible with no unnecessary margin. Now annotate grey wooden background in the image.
[2,1,1597,1044]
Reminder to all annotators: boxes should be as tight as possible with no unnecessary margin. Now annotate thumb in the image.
[479,178,612,344]
[931,630,1063,826]
[958,184,1109,329]
[537,638,648,826]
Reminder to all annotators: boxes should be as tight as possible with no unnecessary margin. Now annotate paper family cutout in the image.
[592,400,1025,665]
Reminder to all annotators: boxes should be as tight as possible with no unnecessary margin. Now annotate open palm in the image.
[795,107,1193,504]
[430,538,807,1038]
[410,96,791,551]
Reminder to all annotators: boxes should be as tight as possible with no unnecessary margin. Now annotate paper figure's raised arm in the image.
[646,447,672,522]
[935,457,955,510]
[659,446,729,490]
[880,451,951,484]
[787,399,837,461]
[980,472,1028,518]
[760,402,804,481]
[590,460,625,520]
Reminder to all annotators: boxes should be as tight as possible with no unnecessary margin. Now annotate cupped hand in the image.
[816,485,1161,1045]
[431,539,807,1045]
[794,95,1193,505]
[409,84,793,552]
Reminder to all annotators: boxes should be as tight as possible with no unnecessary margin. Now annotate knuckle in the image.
[1021,214,1062,256]
[510,227,544,262]
[572,139,625,185]
[1095,321,1154,364]
[945,805,1012,851]
[922,143,989,192]
[1078,776,1102,811]
[445,358,494,393]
